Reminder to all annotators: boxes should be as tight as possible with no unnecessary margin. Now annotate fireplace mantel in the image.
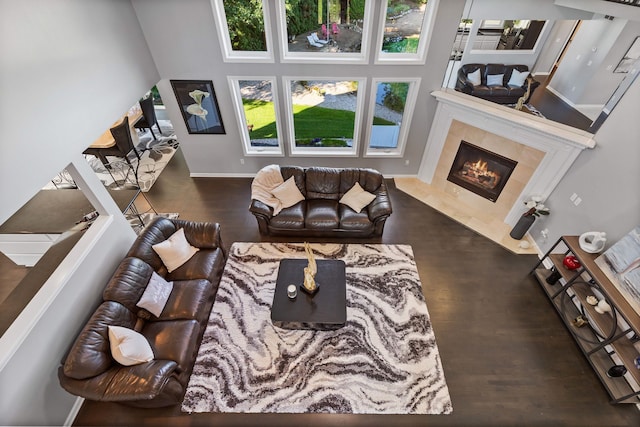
[419,90,596,226]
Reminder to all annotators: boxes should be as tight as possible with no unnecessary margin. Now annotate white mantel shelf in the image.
[430,89,596,150]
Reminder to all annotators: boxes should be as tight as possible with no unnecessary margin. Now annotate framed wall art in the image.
[614,36,640,74]
[170,80,225,134]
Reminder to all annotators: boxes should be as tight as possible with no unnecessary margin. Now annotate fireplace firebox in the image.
[447,141,517,202]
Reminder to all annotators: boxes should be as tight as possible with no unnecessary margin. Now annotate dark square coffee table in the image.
[271,258,346,330]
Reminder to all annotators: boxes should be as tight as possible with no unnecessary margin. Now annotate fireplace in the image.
[447,141,517,202]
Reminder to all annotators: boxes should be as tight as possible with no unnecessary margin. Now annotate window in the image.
[277,0,374,64]
[375,0,439,63]
[228,77,283,156]
[212,0,274,62]
[364,78,420,157]
[284,78,365,156]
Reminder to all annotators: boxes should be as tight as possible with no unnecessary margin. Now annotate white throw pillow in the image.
[271,176,305,209]
[152,228,199,273]
[339,182,376,213]
[508,69,529,87]
[108,326,154,366]
[137,272,173,317]
[486,74,504,86]
[467,68,482,86]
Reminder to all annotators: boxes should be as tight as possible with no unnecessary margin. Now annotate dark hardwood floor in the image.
[529,77,594,132]
[72,149,640,426]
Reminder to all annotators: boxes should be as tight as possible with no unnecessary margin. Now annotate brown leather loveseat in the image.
[58,217,227,407]
[455,63,539,104]
[249,166,392,237]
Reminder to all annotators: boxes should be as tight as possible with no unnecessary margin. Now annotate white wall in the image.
[548,17,626,107]
[530,75,640,253]
[132,0,467,176]
[0,0,159,224]
[532,20,576,75]
[0,0,159,424]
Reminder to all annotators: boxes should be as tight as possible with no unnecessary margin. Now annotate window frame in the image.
[283,76,366,157]
[211,0,274,63]
[363,77,421,158]
[374,0,439,64]
[275,0,375,65]
[227,76,284,157]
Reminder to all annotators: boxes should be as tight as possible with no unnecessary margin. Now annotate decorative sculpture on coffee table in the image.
[301,242,319,296]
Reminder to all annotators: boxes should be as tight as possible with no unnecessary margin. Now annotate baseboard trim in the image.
[63,397,84,427]
[546,85,576,108]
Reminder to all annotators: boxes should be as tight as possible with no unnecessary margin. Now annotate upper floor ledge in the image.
[430,89,596,150]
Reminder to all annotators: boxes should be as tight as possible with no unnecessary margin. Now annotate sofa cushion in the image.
[155,279,213,322]
[489,86,510,97]
[142,320,200,374]
[166,247,225,283]
[271,176,305,210]
[306,200,340,229]
[468,68,481,86]
[108,326,154,366]
[63,302,138,380]
[339,182,376,213]
[486,74,504,86]
[305,168,341,200]
[269,203,306,230]
[152,228,200,273]
[103,257,155,311]
[136,272,173,317]
[339,205,374,233]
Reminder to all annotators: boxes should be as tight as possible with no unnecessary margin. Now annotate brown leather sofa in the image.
[249,166,392,237]
[58,217,226,407]
[455,63,539,104]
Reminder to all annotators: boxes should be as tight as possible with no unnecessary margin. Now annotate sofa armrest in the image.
[368,183,393,221]
[249,199,273,236]
[170,219,222,250]
[103,360,179,401]
[456,70,474,94]
[59,359,178,402]
[249,199,273,219]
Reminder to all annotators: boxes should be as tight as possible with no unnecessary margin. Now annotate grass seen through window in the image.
[243,99,392,146]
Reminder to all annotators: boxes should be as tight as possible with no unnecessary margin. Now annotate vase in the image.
[509,214,535,240]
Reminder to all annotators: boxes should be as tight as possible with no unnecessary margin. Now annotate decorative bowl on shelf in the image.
[563,255,581,270]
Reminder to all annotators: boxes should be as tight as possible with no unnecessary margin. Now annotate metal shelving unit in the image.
[531,236,640,404]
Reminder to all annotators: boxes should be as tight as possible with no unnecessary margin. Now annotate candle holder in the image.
[287,284,297,299]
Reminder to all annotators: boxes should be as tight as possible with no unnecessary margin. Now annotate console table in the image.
[531,236,640,404]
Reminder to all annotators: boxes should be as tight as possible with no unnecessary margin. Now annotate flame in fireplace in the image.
[460,158,501,190]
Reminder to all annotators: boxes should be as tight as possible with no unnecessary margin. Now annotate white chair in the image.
[311,32,328,45]
[307,35,323,48]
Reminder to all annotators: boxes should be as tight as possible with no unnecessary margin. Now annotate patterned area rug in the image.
[86,120,178,192]
[182,242,452,415]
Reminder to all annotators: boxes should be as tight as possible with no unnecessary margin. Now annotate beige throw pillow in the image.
[339,182,376,213]
[508,69,529,87]
[467,68,482,86]
[271,176,305,210]
[108,326,154,366]
[152,228,199,273]
[136,272,173,317]
[486,74,504,86]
